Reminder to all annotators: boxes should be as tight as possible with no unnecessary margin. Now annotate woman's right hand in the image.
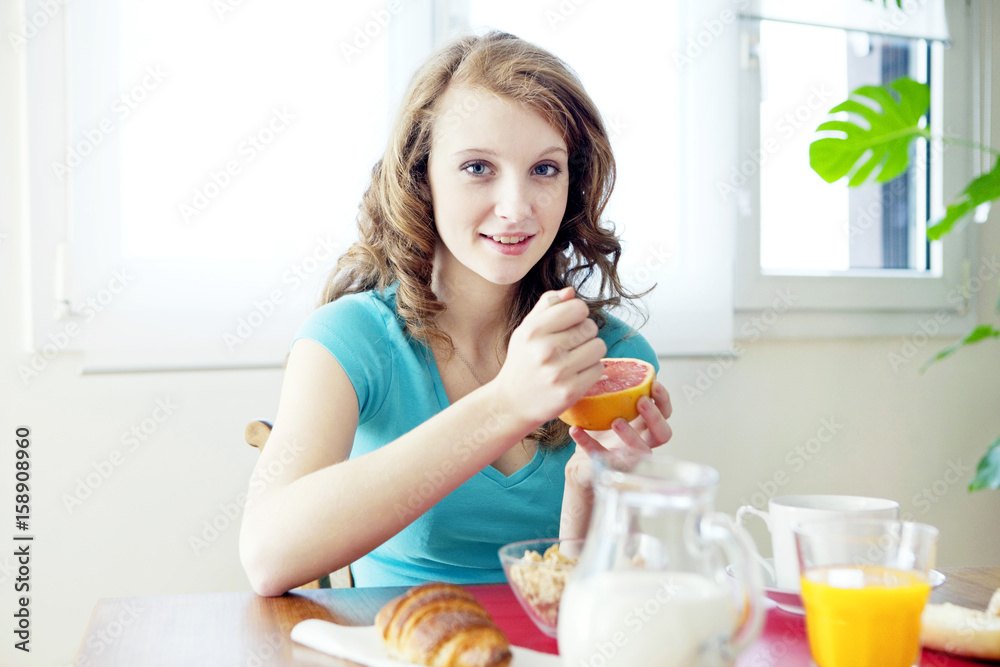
[491,286,607,429]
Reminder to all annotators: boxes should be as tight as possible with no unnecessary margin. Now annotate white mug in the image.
[735,495,899,591]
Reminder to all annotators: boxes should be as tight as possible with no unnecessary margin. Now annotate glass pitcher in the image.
[558,450,765,667]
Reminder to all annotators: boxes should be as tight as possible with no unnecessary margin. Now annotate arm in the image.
[239,287,605,596]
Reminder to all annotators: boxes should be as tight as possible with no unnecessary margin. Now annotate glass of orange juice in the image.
[794,519,938,667]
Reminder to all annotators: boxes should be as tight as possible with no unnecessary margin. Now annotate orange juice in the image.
[801,566,931,667]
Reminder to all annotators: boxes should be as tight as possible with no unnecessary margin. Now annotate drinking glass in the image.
[794,519,938,667]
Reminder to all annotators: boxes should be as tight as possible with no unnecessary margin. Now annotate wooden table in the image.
[75,567,999,667]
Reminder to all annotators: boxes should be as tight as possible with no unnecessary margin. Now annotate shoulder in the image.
[291,286,403,421]
[295,285,401,345]
[597,311,660,373]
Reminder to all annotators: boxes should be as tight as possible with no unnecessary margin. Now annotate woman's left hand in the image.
[560,381,672,538]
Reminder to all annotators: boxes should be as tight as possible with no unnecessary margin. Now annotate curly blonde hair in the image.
[320,30,647,448]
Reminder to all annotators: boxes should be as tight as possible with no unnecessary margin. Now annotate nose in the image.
[494,177,533,223]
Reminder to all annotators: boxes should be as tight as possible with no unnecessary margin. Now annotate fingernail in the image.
[547,294,561,307]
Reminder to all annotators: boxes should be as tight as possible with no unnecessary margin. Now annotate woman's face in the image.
[427,86,569,288]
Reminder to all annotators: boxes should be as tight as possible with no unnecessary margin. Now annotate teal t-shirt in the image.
[292,282,659,587]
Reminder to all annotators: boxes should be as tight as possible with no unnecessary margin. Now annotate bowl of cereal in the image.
[498,538,583,638]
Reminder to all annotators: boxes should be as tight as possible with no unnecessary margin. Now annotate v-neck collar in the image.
[420,341,544,486]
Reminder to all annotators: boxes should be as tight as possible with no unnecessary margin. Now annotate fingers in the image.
[636,389,672,446]
[608,418,655,453]
[532,286,574,315]
[530,288,591,336]
[563,335,606,373]
[569,425,607,455]
[651,382,672,419]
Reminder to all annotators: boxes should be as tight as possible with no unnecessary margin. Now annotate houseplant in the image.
[808,11,1000,490]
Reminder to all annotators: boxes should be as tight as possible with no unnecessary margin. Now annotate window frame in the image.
[733,1,981,339]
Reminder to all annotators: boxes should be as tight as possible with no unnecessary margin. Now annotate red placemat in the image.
[472,584,559,654]
[474,585,988,665]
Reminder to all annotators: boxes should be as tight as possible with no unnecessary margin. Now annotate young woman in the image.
[239,30,673,596]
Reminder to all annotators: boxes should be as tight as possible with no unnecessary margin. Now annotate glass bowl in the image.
[497,538,584,638]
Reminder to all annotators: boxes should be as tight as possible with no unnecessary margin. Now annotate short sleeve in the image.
[598,313,660,375]
[291,293,393,423]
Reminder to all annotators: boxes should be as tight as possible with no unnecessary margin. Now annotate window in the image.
[27,0,743,368]
[734,0,980,336]
[28,0,416,370]
[758,24,931,273]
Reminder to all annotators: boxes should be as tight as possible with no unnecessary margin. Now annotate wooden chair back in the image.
[244,419,353,589]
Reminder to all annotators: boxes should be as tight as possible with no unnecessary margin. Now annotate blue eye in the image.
[463,162,491,176]
[533,164,559,177]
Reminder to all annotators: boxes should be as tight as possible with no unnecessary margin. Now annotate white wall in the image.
[3,7,1000,667]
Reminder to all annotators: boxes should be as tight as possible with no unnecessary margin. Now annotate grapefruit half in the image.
[559,358,656,431]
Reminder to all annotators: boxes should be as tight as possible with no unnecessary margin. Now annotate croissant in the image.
[374,582,512,667]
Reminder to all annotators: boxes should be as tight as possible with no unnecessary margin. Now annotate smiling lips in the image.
[481,233,535,256]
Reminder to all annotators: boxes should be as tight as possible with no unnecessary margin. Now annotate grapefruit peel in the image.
[559,358,655,431]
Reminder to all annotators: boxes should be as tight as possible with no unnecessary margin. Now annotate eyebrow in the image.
[453,146,568,159]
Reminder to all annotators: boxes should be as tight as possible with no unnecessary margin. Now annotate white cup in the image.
[735,495,899,591]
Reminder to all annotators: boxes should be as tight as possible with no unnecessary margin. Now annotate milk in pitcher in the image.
[558,570,738,667]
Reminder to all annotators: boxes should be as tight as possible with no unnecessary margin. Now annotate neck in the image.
[431,262,514,359]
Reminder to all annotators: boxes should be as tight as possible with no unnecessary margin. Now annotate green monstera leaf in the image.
[927,158,1000,240]
[810,77,930,187]
[970,435,1000,492]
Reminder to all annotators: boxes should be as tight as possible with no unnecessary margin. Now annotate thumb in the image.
[537,286,575,312]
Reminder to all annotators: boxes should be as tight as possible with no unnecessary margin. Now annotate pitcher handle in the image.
[702,512,766,658]
[734,505,777,584]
